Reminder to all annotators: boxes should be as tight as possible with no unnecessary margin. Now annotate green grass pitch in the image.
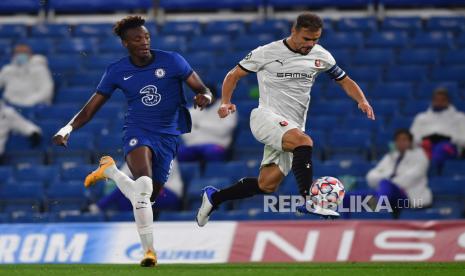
[1,263,464,276]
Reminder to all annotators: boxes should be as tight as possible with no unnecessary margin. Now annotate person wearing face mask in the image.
[0,44,54,108]
[410,88,465,172]
[365,129,432,210]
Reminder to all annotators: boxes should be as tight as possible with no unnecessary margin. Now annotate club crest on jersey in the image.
[155,68,166,78]
[315,59,321,67]
[279,121,288,127]
[129,138,138,147]
[140,85,161,106]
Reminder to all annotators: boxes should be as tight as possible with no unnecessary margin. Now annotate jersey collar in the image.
[283,39,311,56]
[129,50,156,68]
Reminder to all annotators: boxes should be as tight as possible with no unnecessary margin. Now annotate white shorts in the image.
[250,108,299,176]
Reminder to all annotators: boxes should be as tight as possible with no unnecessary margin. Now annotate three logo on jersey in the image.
[124,68,166,107]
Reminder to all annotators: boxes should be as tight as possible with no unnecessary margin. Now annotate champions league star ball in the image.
[309,176,345,211]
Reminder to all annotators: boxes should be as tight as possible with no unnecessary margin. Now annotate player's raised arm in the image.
[336,76,375,120]
[218,65,249,118]
[52,93,108,147]
[185,71,213,110]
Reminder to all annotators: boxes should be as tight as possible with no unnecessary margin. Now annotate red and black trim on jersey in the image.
[326,64,347,81]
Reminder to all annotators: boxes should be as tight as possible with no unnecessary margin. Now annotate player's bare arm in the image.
[185,71,213,110]
[52,93,108,147]
[337,76,375,120]
[218,65,249,118]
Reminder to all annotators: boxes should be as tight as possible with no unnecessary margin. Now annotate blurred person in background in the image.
[0,44,54,108]
[89,160,183,213]
[410,88,465,173]
[178,85,238,163]
[0,100,42,164]
[365,129,431,217]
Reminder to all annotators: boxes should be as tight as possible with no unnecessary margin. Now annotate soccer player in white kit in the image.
[197,13,375,225]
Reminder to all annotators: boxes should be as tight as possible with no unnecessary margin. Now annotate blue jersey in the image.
[96,49,193,135]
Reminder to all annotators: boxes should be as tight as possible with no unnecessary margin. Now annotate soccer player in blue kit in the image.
[52,16,213,267]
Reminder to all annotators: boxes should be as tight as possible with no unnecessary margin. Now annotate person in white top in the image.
[0,44,54,108]
[0,101,42,162]
[197,12,375,225]
[178,86,238,162]
[410,88,465,172]
[366,129,432,212]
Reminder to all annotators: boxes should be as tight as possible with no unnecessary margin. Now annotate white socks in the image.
[104,165,155,253]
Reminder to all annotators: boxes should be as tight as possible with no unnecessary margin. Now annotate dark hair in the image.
[294,13,323,31]
[394,128,413,142]
[433,87,449,100]
[113,15,145,39]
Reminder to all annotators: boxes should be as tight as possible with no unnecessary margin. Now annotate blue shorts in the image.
[123,129,179,185]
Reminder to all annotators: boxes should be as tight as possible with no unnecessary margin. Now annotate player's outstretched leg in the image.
[196,177,263,227]
[84,155,157,267]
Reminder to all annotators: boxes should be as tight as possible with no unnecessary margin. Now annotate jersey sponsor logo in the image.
[315,59,321,67]
[279,121,288,127]
[244,52,252,60]
[140,85,161,106]
[123,75,133,80]
[155,68,166,78]
[274,59,284,66]
[276,72,315,80]
[129,138,138,146]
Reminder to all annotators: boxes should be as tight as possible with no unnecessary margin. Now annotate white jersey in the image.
[239,39,346,129]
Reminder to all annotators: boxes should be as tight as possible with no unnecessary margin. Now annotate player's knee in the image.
[283,130,313,150]
[258,175,280,193]
[135,176,153,196]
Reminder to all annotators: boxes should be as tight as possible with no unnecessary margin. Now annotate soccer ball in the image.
[309,176,345,211]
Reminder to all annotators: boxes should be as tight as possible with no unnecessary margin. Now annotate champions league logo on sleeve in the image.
[315,59,321,67]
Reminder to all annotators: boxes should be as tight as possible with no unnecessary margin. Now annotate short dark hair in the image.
[294,13,323,32]
[433,87,449,100]
[113,15,145,39]
[394,128,413,142]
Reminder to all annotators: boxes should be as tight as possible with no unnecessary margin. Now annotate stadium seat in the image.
[56,38,97,54]
[48,151,93,166]
[106,211,134,222]
[50,131,94,151]
[204,161,252,181]
[74,23,114,37]
[81,54,117,70]
[348,211,393,220]
[179,162,201,186]
[442,50,465,65]
[49,0,150,13]
[380,17,422,32]
[337,17,377,32]
[158,210,198,221]
[401,100,430,116]
[268,0,373,9]
[160,21,201,36]
[247,19,290,36]
[19,38,55,55]
[309,100,357,117]
[371,100,399,117]
[0,213,9,223]
[152,35,187,53]
[415,82,459,101]
[232,33,276,51]
[46,180,87,202]
[160,0,261,11]
[30,24,71,38]
[57,213,105,222]
[442,160,465,177]
[371,82,414,100]
[54,87,94,104]
[184,52,214,71]
[346,66,383,82]
[365,31,409,48]
[306,115,339,130]
[0,0,41,13]
[10,213,56,223]
[384,65,428,82]
[426,16,465,32]
[429,177,465,199]
[399,207,462,220]
[397,48,440,65]
[60,164,95,181]
[411,31,454,48]
[321,32,364,49]
[67,72,102,87]
[0,24,27,39]
[326,130,371,153]
[430,66,465,82]
[4,151,46,166]
[48,55,82,73]
[388,115,414,130]
[352,49,395,66]
[94,134,123,152]
[204,20,246,36]
[0,166,14,184]
[188,35,231,52]
[15,165,60,183]
[98,37,126,54]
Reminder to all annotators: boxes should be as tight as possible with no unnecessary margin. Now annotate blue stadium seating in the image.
[58,213,105,222]
[204,161,252,180]
[0,0,42,13]
[232,33,276,51]
[337,17,377,32]
[49,0,151,13]
[442,50,465,65]
[426,16,465,32]
[247,19,290,36]
[365,31,409,48]
[0,24,27,39]
[321,32,364,49]
[352,49,395,66]
[10,213,56,223]
[74,23,114,37]
[160,0,261,11]
[160,21,202,36]
[268,0,373,9]
[402,100,430,116]
[384,65,428,82]
[15,165,59,183]
[186,177,231,201]
[412,31,454,48]
[381,17,422,32]
[204,20,246,36]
